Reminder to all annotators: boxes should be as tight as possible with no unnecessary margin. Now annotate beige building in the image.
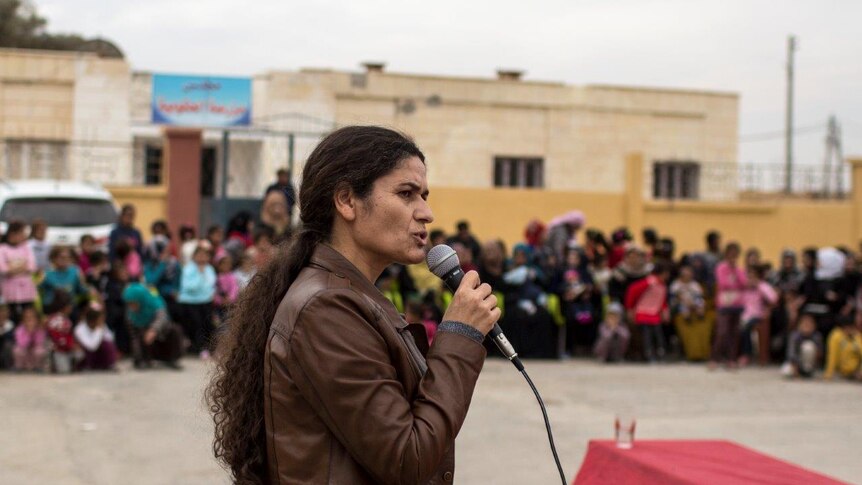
[0,48,133,184]
[1,48,738,203]
[253,64,738,200]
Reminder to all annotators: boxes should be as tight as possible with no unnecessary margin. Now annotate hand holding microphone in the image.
[440,270,500,336]
[427,245,524,371]
[427,244,566,483]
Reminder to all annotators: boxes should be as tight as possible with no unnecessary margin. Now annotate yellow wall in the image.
[429,155,862,262]
[102,157,862,264]
[428,189,857,262]
[428,187,627,248]
[105,185,168,239]
[644,200,855,260]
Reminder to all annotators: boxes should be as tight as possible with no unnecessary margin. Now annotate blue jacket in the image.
[40,266,88,306]
[178,262,216,304]
[108,224,143,261]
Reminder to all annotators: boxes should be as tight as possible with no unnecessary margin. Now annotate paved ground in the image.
[1,358,859,484]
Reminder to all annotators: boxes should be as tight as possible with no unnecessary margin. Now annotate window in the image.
[201,147,217,197]
[3,141,68,179]
[144,145,163,185]
[0,198,117,227]
[494,157,544,188]
[653,161,700,199]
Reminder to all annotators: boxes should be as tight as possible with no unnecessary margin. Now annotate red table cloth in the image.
[573,440,850,485]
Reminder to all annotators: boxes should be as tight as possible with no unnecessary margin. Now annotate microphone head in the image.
[426,244,461,278]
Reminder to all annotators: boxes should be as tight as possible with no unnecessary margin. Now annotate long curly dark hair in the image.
[206,126,425,484]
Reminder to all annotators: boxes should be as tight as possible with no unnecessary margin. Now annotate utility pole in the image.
[785,35,796,194]
[822,115,844,197]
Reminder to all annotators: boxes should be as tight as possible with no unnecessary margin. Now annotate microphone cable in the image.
[519,367,567,485]
[424,245,567,483]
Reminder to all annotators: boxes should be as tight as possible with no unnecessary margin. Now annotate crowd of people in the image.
[379,213,862,382]
[0,169,296,374]
[3,173,860,383]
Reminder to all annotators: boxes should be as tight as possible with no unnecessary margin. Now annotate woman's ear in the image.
[333,184,357,222]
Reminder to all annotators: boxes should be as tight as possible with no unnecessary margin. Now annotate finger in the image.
[476,283,493,300]
[489,307,502,322]
[484,294,498,310]
[461,270,481,290]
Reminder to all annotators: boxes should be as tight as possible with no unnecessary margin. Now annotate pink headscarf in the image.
[549,210,586,229]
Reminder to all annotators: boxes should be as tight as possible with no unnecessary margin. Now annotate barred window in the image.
[653,161,700,200]
[3,141,68,179]
[144,145,163,185]
[494,157,544,188]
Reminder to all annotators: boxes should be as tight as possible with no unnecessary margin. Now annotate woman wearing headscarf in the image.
[122,282,184,369]
[768,249,803,360]
[544,210,585,262]
[497,243,558,358]
[800,248,849,337]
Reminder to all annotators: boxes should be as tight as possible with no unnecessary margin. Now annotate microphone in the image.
[426,244,524,371]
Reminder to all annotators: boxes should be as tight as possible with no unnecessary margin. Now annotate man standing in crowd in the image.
[265,168,297,221]
[446,220,482,262]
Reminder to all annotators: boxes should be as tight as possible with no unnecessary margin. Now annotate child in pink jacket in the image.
[0,220,38,324]
[711,242,748,369]
[739,265,778,366]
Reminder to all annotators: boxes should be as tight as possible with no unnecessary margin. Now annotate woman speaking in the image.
[208,126,500,484]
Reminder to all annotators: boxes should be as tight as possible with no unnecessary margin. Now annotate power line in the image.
[739,123,825,143]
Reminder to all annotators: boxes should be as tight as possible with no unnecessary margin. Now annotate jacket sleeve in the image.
[715,264,730,291]
[280,289,486,485]
[26,246,36,272]
[625,278,648,310]
[759,282,778,307]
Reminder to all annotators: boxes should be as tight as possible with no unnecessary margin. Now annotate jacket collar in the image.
[310,244,405,326]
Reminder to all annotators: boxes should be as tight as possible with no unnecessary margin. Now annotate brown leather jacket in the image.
[264,245,486,484]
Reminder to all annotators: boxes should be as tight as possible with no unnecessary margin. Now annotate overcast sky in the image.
[39,0,862,169]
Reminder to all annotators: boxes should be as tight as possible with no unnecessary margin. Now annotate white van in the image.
[0,180,119,247]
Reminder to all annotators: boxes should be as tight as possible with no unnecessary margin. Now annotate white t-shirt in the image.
[74,322,114,352]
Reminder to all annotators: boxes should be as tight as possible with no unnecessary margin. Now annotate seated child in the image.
[823,313,862,381]
[13,306,47,372]
[46,290,80,374]
[74,303,118,371]
[669,265,705,320]
[593,302,631,363]
[782,312,823,378]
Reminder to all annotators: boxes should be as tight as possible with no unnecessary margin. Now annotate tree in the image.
[0,0,123,57]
